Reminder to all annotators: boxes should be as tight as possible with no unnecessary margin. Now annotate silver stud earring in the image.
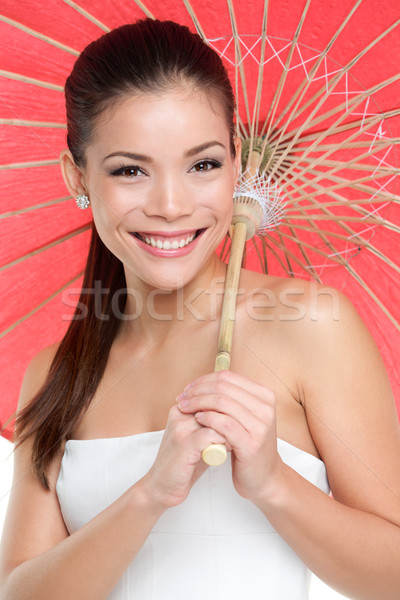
[76,193,90,209]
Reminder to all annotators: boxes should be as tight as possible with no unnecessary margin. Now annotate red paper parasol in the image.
[0,0,399,441]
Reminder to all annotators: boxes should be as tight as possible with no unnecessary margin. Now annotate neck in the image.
[117,255,228,345]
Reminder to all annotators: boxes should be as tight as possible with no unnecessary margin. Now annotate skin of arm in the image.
[176,284,400,600]
[0,346,167,600]
[253,289,400,599]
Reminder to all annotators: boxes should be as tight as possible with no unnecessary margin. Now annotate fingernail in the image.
[176,393,185,402]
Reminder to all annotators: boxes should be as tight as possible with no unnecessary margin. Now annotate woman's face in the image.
[81,88,241,291]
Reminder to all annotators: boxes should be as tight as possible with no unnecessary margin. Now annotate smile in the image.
[130,229,206,257]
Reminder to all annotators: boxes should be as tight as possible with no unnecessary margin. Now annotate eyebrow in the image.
[102,141,226,164]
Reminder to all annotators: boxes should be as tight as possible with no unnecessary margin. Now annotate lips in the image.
[130,228,206,257]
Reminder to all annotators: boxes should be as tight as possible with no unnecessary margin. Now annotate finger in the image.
[192,426,233,456]
[185,370,275,405]
[179,390,269,440]
[194,410,250,455]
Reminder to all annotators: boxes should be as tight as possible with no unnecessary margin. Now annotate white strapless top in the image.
[56,430,330,600]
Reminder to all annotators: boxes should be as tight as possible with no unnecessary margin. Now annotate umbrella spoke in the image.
[0,69,64,92]
[0,15,80,55]
[0,196,72,219]
[298,154,399,174]
[262,229,337,275]
[279,220,400,273]
[0,224,91,271]
[346,263,400,331]
[262,0,311,146]
[227,0,252,128]
[271,17,400,136]
[274,84,400,146]
[0,270,84,340]
[62,0,111,32]
[268,44,400,180]
[267,0,364,133]
[183,0,207,39]
[286,163,399,207]
[274,107,400,187]
[250,1,269,156]
[0,119,66,128]
[255,236,293,277]
[0,159,60,170]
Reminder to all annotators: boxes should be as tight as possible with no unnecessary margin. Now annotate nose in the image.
[143,175,194,221]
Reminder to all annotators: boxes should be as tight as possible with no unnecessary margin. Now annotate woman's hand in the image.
[176,370,282,504]
[142,403,230,510]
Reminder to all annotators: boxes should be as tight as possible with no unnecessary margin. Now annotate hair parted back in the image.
[66,18,236,166]
[15,18,237,489]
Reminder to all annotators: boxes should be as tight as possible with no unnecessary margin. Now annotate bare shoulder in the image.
[18,340,62,412]
[240,269,345,325]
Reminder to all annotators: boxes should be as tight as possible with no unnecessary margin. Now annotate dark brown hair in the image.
[14,18,236,488]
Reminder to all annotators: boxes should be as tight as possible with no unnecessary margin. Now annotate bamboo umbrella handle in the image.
[201,220,248,466]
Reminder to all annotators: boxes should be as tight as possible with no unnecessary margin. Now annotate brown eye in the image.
[111,165,145,177]
[194,162,211,172]
[191,159,222,173]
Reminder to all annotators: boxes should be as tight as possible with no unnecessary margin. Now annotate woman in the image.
[0,18,399,600]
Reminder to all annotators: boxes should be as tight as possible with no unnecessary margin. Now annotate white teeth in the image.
[138,232,198,250]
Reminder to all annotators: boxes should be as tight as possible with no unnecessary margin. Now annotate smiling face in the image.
[79,88,241,292]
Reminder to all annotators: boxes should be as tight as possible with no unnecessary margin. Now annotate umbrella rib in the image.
[0,270,84,340]
[62,0,110,32]
[282,174,400,267]
[0,159,60,170]
[283,162,398,198]
[250,1,268,155]
[268,55,400,180]
[253,0,268,142]
[0,224,91,272]
[262,229,332,274]
[0,69,64,92]
[0,119,66,128]
[250,236,268,273]
[262,0,312,143]
[346,263,400,331]
[280,220,400,273]
[274,80,400,146]
[274,106,400,186]
[0,196,72,219]
[287,164,400,207]
[183,0,207,39]
[299,154,399,174]
[271,17,400,136]
[0,15,80,56]
[131,0,156,19]
[227,0,252,129]
[255,236,293,277]
[269,0,365,133]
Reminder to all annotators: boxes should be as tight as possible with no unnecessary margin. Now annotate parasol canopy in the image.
[0,0,399,441]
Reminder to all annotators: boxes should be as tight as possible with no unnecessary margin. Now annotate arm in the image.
[177,288,400,599]
[0,346,166,600]
[254,291,400,599]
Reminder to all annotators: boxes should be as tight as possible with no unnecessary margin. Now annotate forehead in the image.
[87,88,230,160]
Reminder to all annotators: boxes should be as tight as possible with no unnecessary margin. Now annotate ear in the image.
[59,149,87,198]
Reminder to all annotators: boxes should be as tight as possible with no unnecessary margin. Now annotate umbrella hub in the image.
[241,136,275,174]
